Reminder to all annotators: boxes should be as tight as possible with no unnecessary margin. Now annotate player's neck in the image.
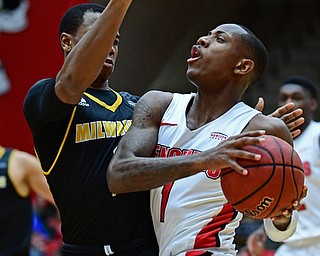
[186,95,238,130]
[89,80,110,90]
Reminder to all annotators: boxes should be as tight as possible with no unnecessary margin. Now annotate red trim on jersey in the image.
[188,203,236,252]
[160,121,177,126]
[186,250,211,255]
[160,182,174,222]
[186,251,213,256]
[299,204,306,211]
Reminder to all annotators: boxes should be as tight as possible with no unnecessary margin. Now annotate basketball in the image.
[220,135,305,219]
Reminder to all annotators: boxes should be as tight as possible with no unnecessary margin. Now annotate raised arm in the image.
[55,0,133,104]
[107,91,266,194]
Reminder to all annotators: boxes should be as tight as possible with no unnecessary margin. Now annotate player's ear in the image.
[60,32,73,53]
[234,58,254,75]
[310,98,318,112]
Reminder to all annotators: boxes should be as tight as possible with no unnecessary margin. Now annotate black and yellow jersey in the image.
[0,147,31,255]
[23,78,157,248]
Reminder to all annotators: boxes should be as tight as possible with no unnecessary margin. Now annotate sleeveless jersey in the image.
[284,120,320,246]
[0,147,32,256]
[23,78,157,249]
[151,93,260,256]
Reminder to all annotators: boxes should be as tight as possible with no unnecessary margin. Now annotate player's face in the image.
[72,11,120,83]
[186,24,248,87]
[278,83,316,122]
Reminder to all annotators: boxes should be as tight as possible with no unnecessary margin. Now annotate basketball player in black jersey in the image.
[0,145,54,256]
[23,1,158,255]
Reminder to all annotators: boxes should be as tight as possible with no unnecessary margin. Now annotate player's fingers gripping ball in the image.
[221,135,305,219]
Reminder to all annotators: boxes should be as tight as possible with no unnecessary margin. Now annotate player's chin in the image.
[186,66,195,78]
[98,66,114,80]
[186,69,201,86]
[94,73,111,84]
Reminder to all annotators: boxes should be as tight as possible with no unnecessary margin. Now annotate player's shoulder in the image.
[246,114,292,142]
[11,149,37,165]
[26,78,55,98]
[142,89,173,98]
[132,90,173,124]
[119,91,140,103]
[9,149,39,181]
[24,78,55,111]
[139,90,174,108]
[31,78,55,89]
[250,113,286,129]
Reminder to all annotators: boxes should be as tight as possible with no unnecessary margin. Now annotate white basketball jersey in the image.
[151,93,260,256]
[284,120,320,246]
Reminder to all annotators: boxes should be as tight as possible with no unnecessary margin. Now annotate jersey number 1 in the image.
[160,182,174,222]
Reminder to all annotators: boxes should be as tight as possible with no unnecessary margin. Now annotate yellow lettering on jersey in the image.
[97,121,105,139]
[103,121,117,138]
[123,120,131,133]
[116,121,125,136]
[75,120,132,143]
[90,122,97,140]
[75,123,91,143]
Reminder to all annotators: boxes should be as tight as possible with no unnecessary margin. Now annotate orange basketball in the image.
[221,135,305,219]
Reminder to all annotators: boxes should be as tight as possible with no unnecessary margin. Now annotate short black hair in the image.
[281,76,318,100]
[59,3,105,36]
[237,25,268,85]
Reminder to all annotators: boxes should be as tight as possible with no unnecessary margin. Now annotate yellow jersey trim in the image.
[37,106,77,175]
[84,88,122,112]
[0,146,5,158]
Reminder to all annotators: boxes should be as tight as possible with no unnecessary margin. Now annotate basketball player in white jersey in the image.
[107,24,306,255]
[273,76,320,256]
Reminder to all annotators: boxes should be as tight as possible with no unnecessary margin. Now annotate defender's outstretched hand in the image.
[255,97,304,139]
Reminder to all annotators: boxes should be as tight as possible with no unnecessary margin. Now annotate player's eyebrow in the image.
[216,30,229,36]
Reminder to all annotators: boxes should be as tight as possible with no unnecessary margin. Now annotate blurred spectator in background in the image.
[0,1,62,253]
[243,75,320,256]
[0,0,29,33]
[0,58,10,96]
[31,196,62,256]
[0,0,29,96]
[275,76,320,256]
[0,145,56,256]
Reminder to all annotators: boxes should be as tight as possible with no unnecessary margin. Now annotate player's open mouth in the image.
[187,45,201,63]
[104,58,113,67]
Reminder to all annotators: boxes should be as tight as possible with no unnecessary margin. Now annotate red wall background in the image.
[0,0,87,154]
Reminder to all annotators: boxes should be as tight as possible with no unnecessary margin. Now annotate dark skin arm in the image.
[107,90,266,193]
[55,0,133,104]
[108,92,306,231]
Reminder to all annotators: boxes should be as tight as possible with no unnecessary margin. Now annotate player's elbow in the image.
[107,178,122,195]
[106,165,127,194]
[106,166,119,194]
